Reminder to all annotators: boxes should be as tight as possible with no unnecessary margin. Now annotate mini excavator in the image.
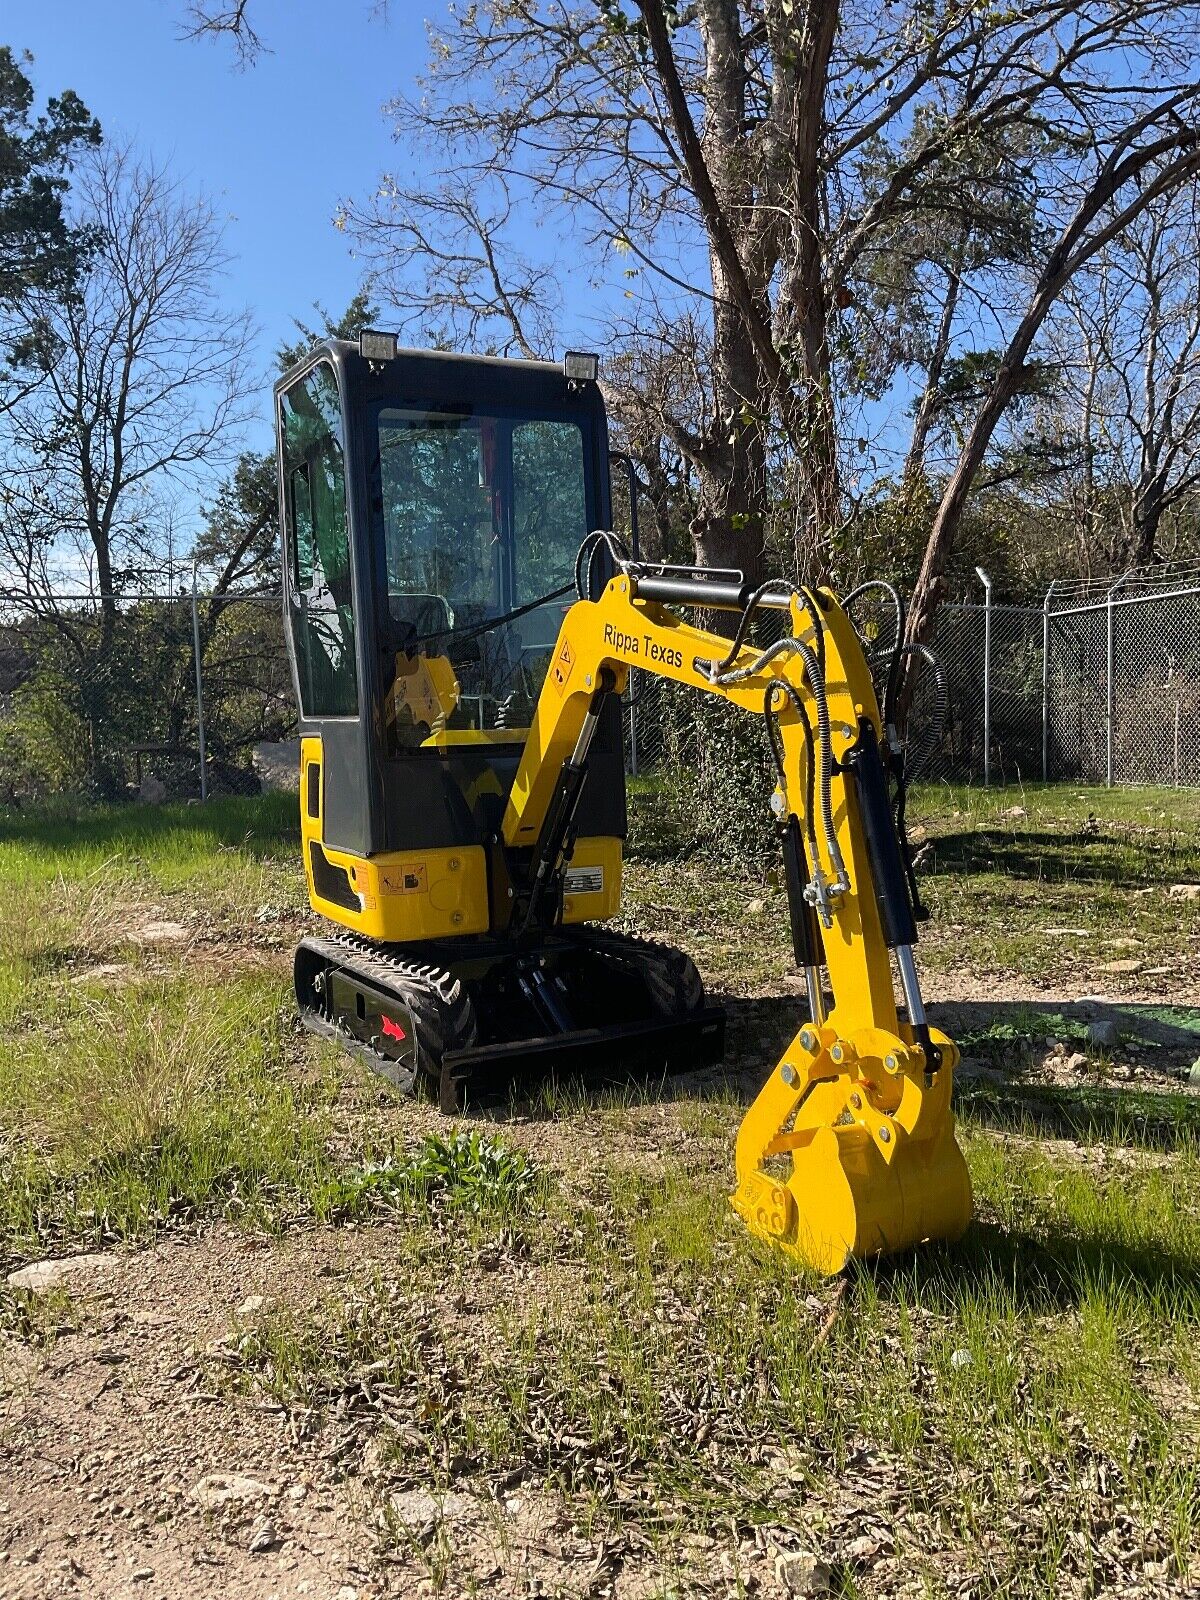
[275,333,972,1274]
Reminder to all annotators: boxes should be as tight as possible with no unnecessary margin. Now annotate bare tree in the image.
[1051,192,1200,571]
[189,3,1200,633]
[0,142,256,640]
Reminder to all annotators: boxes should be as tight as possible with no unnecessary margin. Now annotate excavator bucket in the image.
[731,1022,973,1275]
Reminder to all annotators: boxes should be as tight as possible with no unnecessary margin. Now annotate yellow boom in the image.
[501,563,972,1274]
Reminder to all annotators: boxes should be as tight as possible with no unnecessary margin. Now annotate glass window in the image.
[374,408,588,745]
[512,420,587,606]
[280,363,357,718]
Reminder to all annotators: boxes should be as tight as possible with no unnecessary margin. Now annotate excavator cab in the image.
[276,337,722,1108]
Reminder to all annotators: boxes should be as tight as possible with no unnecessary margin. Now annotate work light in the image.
[563,351,599,382]
[360,329,399,363]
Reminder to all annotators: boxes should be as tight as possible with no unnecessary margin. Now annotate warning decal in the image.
[379,863,428,896]
[551,637,575,695]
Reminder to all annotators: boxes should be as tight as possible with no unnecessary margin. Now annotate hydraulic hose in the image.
[891,642,948,779]
[843,579,905,735]
[711,579,826,679]
[764,679,819,872]
[707,636,848,903]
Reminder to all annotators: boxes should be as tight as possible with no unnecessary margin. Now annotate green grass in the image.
[0,787,1197,1595]
[0,972,337,1262]
[621,778,1200,998]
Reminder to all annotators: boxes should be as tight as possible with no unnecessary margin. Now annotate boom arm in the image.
[501,560,972,1273]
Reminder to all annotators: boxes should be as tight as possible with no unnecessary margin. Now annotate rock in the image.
[133,920,189,945]
[1098,958,1143,974]
[189,1473,275,1512]
[236,1295,265,1318]
[773,1552,832,1596]
[956,1057,1003,1085]
[130,1569,155,1584]
[137,775,168,806]
[335,1589,360,1600]
[69,963,128,986]
[746,898,766,915]
[389,1489,474,1529]
[247,1517,279,1553]
[950,1348,973,1369]
[1087,1020,1118,1049]
[1065,1051,1089,1073]
[1003,805,1026,817]
[1190,1057,1200,1087]
[6,1253,118,1293]
[1167,883,1200,902]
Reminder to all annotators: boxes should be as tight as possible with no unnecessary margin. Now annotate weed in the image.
[315,1131,543,1222]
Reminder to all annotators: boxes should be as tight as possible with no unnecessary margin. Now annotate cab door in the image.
[278,357,374,855]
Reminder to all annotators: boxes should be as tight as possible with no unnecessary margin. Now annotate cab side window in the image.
[280,363,358,717]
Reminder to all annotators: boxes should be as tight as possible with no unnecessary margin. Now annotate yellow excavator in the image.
[275,332,972,1274]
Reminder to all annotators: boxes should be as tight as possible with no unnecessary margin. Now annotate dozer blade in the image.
[730,1021,972,1275]
[440,1005,725,1108]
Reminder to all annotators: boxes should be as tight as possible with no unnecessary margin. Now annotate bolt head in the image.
[799,1028,817,1052]
[830,1043,845,1063]
[781,1063,798,1087]
[850,1092,862,1109]
[879,1126,891,1143]
[884,1053,898,1072]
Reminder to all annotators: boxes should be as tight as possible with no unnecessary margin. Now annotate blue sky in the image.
[5,2,475,446]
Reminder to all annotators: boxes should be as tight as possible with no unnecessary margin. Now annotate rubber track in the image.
[567,927,706,1016]
[297,932,478,1090]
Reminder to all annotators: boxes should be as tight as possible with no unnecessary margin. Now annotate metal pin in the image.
[781,1063,798,1087]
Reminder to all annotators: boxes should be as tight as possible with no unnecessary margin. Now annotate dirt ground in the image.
[2,788,1199,1599]
[3,970,1197,1600]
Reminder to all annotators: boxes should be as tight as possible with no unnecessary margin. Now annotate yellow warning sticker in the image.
[552,637,575,695]
[379,864,428,896]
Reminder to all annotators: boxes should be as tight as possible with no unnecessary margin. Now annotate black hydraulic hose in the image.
[708,633,847,898]
[843,579,906,731]
[792,637,850,897]
[711,579,826,679]
[892,642,947,779]
[764,680,819,872]
[574,530,631,600]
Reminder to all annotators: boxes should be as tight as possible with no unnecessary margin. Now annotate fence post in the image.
[191,564,209,803]
[975,566,993,786]
[627,670,639,777]
[1041,578,1058,782]
[1105,571,1130,788]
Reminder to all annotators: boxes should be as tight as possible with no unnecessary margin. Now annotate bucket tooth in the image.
[731,1026,972,1275]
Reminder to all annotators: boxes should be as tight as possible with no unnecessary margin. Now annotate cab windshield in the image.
[373,406,589,746]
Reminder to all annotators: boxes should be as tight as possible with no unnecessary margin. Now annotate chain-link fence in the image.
[3,566,1199,803]
[0,588,293,803]
[624,566,1200,789]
